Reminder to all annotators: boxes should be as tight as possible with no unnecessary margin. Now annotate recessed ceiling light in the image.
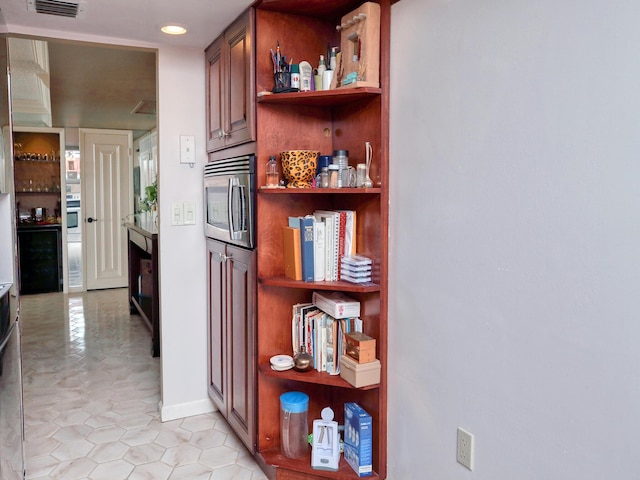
[161,25,187,35]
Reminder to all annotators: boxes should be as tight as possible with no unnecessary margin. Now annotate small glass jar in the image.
[266,156,279,187]
[318,167,329,188]
[328,164,340,188]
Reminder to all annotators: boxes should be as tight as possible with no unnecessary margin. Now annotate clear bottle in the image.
[266,156,279,187]
[332,149,349,188]
[328,164,340,188]
[318,166,329,188]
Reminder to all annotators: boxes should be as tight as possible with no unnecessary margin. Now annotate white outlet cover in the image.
[457,427,474,470]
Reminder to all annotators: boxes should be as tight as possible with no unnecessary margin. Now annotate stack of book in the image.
[282,210,358,282]
[340,255,373,284]
[291,292,362,375]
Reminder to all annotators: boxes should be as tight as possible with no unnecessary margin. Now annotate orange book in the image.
[282,226,302,281]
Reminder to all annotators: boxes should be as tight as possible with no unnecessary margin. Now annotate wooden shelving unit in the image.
[253,0,391,478]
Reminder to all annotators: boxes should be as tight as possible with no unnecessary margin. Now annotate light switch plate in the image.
[183,202,196,225]
[171,202,184,225]
[179,135,195,164]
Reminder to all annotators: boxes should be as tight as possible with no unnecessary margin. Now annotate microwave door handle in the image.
[227,178,235,238]
[228,178,245,240]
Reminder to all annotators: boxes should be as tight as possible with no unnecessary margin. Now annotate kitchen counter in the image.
[124,222,159,357]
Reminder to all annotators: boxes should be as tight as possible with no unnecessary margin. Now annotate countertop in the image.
[124,218,158,237]
[17,223,62,231]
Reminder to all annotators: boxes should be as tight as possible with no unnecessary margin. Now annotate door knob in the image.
[87,217,98,223]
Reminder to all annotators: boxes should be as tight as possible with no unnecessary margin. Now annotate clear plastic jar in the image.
[328,165,340,188]
[280,391,309,459]
[332,149,349,187]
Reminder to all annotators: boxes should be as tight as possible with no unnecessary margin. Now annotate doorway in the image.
[81,128,133,291]
[8,36,157,293]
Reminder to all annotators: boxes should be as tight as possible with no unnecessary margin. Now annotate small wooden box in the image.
[345,332,376,364]
[340,355,380,388]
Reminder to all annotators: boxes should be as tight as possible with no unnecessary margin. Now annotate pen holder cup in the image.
[273,72,291,93]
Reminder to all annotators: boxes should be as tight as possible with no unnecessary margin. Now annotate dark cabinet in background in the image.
[17,226,62,294]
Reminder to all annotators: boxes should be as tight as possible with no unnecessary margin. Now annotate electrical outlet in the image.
[457,427,474,470]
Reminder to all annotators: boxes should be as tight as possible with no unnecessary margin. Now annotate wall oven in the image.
[204,155,256,249]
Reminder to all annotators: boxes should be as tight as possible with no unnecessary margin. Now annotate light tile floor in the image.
[20,288,268,480]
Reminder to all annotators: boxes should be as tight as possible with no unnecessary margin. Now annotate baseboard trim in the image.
[159,397,217,422]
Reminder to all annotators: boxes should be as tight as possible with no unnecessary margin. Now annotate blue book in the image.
[299,215,315,282]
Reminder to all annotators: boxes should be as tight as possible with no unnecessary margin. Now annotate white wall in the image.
[157,46,211,419]
[389,0,640,478]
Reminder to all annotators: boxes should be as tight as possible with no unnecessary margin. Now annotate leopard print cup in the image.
[280,150,320,188]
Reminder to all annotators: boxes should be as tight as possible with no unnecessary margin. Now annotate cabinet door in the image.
[205,36,225,152]
[224,11,255,149]
[206,239,227,412]
[226,244,256,452]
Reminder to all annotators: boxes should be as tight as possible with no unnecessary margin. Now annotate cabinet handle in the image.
[217,252,231,262]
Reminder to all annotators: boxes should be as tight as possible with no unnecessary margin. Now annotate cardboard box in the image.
[312,291,360,319]
[340,355,380,388]
[344,402,373,477]
[345,332,376,363]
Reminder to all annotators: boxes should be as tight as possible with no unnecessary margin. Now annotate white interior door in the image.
[81,129,132,290]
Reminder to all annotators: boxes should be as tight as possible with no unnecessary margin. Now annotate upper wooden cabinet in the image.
[205,9,256,153]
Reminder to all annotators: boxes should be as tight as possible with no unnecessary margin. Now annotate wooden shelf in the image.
[15,191,61,195]
[259,187,381,194]
[259,364,380,390]
[260,276,379,293]
[258,447,380,480]
[255,0,371,20]
[257,87,381,107]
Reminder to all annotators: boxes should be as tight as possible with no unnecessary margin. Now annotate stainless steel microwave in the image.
[203,155,256,249]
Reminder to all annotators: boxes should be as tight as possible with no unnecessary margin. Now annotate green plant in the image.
[139,179,157,212]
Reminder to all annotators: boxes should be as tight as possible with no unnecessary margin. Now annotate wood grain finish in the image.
[253,1,390,478]
[205,9,255,152]
[206,239,257,452]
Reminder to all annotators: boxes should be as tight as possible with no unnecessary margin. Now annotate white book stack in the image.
[340,255,373,284]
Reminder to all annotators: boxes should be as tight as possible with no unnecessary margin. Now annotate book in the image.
[282,226,302,281]
[337,210,356,256]
[299,216,315,282]
[335,211,347,280]
[313,220,326,282]
[314,210,340,281]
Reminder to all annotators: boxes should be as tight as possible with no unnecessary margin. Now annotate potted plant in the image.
[139,179,157,213]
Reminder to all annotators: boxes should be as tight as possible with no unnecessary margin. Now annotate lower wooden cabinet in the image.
[206,238,256,451]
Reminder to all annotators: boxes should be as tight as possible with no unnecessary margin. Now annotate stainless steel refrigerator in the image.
[0,282,24,480]
[0,33,25,480]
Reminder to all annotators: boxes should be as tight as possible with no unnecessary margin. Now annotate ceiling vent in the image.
[26,0,86,19]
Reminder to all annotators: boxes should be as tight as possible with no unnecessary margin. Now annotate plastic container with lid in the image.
[280,391,309,458]
[328,164,340,188]
[332,149,349,187]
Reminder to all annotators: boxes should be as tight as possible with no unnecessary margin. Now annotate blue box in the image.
[344,402,373,476]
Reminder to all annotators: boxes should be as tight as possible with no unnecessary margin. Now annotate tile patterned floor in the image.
[20,288,268,480]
